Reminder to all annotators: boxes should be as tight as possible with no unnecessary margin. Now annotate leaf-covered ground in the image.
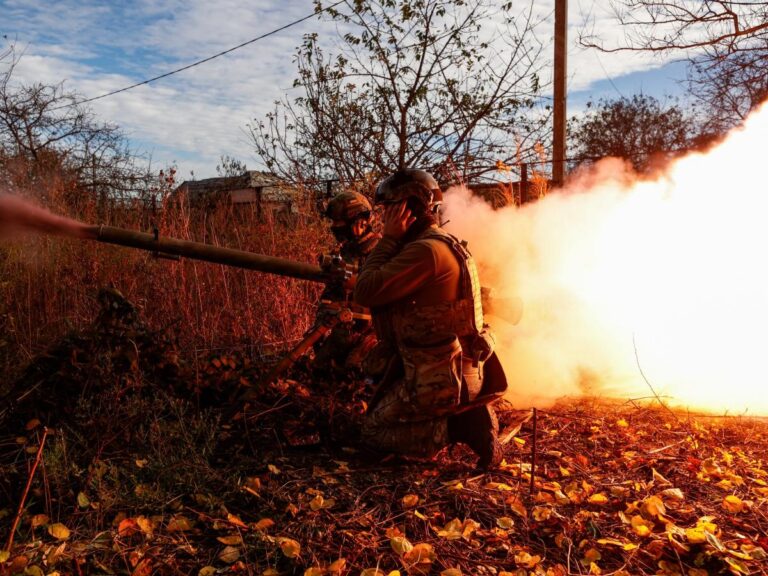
[2,297,768,575]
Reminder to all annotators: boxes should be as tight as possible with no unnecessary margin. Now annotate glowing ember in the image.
[445,100,768,415]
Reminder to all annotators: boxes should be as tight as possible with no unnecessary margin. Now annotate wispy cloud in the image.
[2,0,684,179]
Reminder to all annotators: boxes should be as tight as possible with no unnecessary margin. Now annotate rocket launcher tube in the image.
[87,225,328,283]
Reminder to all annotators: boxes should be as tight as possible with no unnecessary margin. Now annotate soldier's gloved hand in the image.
[382,201,416,240]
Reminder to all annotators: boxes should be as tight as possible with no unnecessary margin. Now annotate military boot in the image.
[448,404,502,469]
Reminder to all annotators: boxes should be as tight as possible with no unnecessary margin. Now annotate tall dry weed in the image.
[0,160,330,383]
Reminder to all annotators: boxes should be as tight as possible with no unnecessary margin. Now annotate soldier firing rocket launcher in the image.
[85,225,520,380]
[0,194,521,389]
[87,224,346,285]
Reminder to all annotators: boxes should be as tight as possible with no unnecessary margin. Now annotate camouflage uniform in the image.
[354,223,507,460]
[311,192,380,375]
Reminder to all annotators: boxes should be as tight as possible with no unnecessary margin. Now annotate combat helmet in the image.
[374,169,443,212]
[324,191,372,223]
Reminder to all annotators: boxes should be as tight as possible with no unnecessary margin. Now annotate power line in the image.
[54,0,346,110]
[577,0,624,98]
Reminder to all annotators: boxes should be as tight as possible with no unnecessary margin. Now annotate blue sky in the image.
[1,0,691,180]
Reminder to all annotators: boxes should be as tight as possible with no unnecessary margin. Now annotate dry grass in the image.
[0,164,330,383]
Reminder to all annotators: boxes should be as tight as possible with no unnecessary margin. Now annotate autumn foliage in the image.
[4,394,768,575]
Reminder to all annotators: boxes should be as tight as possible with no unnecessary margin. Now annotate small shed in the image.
[174,171,298,220]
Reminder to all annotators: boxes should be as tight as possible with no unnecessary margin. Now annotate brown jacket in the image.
[354,225,461,347]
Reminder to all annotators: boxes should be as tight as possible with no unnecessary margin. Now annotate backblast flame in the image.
[0,194,93,239]
[445,100,768,414]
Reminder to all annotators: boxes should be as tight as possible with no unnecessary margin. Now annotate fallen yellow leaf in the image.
[25,566,44,576]
[278,537,301,558]
[515,551,541,568]
[685,526,707,544]
[227,513,248,528]
[328,558,347,573]
[588,493,609,505]
[309,494,336,511]
[659,488,684,501]
[506,495,528,518]
[642,495,666,518]
[47,523,70,541]
[253,518,275,531]
[218,546,240,564]
[136,516,153,536]
[403,542,436,566]
[77,492,90,509]
[631,515,652,537]
[437,518,463,540]
[484,482,514,491]
[597,538,638,551]
[401,494,419,508]
[166,516,194,532]
[217,534,243,546]
[723,495,745,513]
[243,476,261,496]
[582,548,601,564]
[390,535,414,556]
[30,514,49,528]
[118,518,140,538]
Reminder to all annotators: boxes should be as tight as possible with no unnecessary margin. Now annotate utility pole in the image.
[553,0,568,188]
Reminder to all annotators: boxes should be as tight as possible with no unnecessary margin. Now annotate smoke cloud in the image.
[444,101,768,413]
[0,194,92,239]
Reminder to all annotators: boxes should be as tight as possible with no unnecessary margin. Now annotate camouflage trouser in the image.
[360,379,450,457]
[361,336,463,457]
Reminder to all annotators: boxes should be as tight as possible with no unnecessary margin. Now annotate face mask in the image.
[331,225,355,243]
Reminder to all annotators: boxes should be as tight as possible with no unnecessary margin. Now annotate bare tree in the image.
[251,0,548,186]
[0,44,149,199]
[568,94,695,171]
[581,1,768,133]
[216,155,248,178]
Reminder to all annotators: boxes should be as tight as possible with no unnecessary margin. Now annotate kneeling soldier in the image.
[354,169,508,469]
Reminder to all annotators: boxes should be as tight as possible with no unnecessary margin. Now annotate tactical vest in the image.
[391,227,485,347]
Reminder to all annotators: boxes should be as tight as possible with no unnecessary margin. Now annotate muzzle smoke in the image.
[444,101,768,414]
[0,194,92,239]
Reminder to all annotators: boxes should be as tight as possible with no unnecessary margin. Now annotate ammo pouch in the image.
[400,335,462,415]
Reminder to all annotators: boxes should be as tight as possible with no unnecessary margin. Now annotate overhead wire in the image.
[576,0,625,99]
[52,0,346,111]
